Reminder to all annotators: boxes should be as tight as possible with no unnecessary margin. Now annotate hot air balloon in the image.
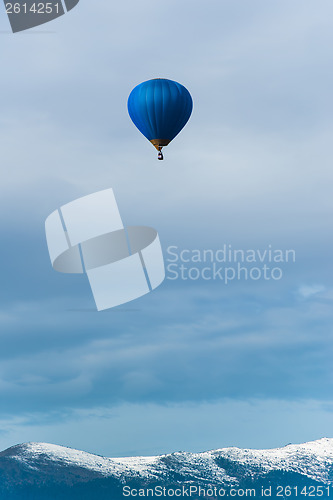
[127,78,193,160]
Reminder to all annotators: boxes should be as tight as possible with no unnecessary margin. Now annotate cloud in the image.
[0,398,332,458]
[0,280,332,417]
[298,285,326,299]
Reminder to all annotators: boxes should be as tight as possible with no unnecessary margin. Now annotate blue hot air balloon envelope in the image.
[127,78,193,160]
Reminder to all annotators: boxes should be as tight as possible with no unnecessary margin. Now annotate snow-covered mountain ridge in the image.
[2,438,333,484]
[0,438,332,499]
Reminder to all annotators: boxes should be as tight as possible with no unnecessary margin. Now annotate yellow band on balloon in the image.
[150,139,171,150]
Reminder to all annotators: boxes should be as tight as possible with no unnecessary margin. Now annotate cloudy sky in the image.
[0,0,332,458]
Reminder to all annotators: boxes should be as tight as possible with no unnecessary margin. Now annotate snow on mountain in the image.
[0,438,332,499]
[1,437,333,485]
[210,438,333,484]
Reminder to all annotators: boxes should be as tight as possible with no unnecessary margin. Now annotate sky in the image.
[0,0,332,458]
